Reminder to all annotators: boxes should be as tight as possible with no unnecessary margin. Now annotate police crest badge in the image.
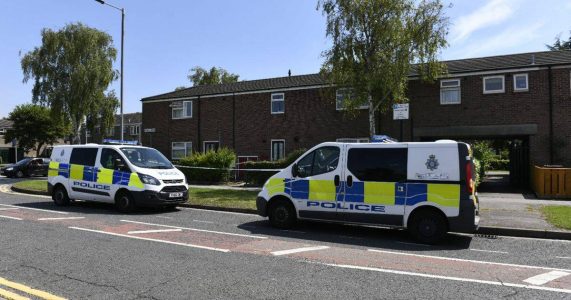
[425,154,439,171]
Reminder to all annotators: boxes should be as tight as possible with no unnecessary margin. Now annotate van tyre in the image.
[53,186,70,206]
[268,200,296,229]
[115,191,135,213]
[408,209,447,244]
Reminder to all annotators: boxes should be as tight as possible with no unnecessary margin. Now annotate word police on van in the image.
[256,140,479,243]
[48,143,188,212]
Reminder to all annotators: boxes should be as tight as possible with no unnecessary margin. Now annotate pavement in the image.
[0,189,570,299]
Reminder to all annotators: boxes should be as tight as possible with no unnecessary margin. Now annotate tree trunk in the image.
[368,94,376,137]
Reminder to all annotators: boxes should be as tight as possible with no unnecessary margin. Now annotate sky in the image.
[1,0,570,118]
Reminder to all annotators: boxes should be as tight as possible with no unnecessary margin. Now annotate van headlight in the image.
[138,173,160,185]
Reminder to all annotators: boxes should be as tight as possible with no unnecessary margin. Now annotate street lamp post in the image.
[95,0,125,141]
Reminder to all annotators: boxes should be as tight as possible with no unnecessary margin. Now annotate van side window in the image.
[100,149,127,170]
[69,148,99,166]
[347,148,407,182]
[295,146,340,178]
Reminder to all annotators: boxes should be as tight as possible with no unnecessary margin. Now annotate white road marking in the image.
[367,249,571,273]
[272,246,330,256]
[320,263,571,295]
[192,220,214,224]
[557,257,571,260]
[120,219,267,239]
[395,241,431,247]
[0,204,68,214]
[0,215,23,220]
[470,248,509,254]
[127,229,182,234]
[37,217,85,221]
[523,271,570,286]
[0,184,50,199]
[69,227,230,253]
[0,208,19,211]
[178,207,256,217]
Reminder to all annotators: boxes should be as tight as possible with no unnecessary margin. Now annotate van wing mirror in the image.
[114,158,127,171]
[291,163,298,177]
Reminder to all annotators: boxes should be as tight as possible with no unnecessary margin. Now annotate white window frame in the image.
[130,125,140,135]
[270,139,285,161]
[336,88,369,111]
[203,141,220,152]
[172,100,193,119]
[439,79,461,105]
[270,93,285,114]
[483,75,505,94]
[336,138,370,143]
[0,128,6,135]
[171,141,192,160]
[513,73,529,92]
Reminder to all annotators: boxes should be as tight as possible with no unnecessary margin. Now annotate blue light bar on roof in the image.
[102,139,139,145]
[371,135,397,143]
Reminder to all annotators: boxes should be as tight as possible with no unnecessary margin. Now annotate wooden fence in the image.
[532,166,571,199]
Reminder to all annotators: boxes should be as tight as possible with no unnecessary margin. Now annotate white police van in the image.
[48,142,188,212]
[256,140,479,243]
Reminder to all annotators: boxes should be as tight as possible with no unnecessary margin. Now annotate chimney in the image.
[531,54,535,65]
[288,69,291,77]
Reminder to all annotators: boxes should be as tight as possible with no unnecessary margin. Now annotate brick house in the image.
[141,50,571,180]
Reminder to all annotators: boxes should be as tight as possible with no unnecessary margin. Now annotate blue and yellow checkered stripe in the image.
[48,161,144,188]
[265,178,460,208]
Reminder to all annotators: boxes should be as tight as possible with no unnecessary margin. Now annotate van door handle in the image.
[347,175,353,187]
[334,175,340,187]
[397,186,404,192]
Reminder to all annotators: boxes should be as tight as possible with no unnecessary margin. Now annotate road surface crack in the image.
[496,277,518,298]
[19,263,120,292]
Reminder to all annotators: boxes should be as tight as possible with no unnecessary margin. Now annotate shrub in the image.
[242,148,306,186]
[473,158,481,187]
[489,159,509,171]
[472,141,494,176]
[177,148,236,183]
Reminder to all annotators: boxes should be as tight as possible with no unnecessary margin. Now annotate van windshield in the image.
[120,147,174,169]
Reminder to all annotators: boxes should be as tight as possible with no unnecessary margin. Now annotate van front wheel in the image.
[268,200,296,229]
[408,209,447,244]
[115,191,135,213]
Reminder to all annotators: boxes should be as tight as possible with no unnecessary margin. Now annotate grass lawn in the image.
[12,180,258,210]
[12,179,48,193]
[189,188,258,210]
[542,205,571,230]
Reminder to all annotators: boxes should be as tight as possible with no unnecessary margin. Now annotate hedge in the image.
[241,149,306,186]
[489,159,509,171]
[177,148,236,183]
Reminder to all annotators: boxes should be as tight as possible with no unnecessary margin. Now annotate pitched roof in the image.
[0,118,13,129]
[142,50,571,102]
[114,112,141,125]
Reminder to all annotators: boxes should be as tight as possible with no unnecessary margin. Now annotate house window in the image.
[130,125,140,135]
[271,93,285,114]
[513,74,528,91]
[440,79,461,104]
[336,88,368,110]
[271,140,285,161]
[172,142,192,160]
[0,128,6,135]
[483,75,505,94]
[172,101,193,119]
[203,141,220,152]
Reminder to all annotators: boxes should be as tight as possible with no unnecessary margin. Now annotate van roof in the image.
[52,144,149,150]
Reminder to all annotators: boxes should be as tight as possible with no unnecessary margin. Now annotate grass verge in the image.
[12,180,48,192]
[12,180,258,210]
[542,205,571,230]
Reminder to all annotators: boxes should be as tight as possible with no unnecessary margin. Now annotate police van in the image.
[256,140,479,243]
[48,142,188,212]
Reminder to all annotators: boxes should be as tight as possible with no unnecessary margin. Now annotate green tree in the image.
[174,86,188,91]
[21,23,118,144]
[188,66,239,86]
[5,104,68,154]
[318,0,448,136]
[85,91,119,142]
[547,31,571,50]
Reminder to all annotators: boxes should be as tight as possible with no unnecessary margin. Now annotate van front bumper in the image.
[256,197,268,217]
[132,186,188,207]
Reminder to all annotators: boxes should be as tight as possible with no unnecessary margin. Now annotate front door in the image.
[290,145,343,220]
[340,145,408,225]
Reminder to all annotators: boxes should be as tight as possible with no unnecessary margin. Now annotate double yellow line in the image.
[0,276,66,300]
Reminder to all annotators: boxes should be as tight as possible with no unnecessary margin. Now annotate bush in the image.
[242,148,306,186]
[489,159,509,171]
[473,158,481,187]
[177,148,236,183]
[472,141,494,176]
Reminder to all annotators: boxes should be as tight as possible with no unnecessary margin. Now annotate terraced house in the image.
[141,50,571,184]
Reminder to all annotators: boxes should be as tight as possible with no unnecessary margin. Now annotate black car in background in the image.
[0,158,50,178]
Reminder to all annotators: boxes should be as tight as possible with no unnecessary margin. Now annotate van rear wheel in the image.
[115,191,135,213]
[408,209,447,244]
[53,186,70,206]
[268,200,296,229]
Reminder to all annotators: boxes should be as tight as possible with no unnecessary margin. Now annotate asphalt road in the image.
[0,178,570,299]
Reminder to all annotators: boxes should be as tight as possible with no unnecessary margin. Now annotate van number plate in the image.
[169,192,183,198]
